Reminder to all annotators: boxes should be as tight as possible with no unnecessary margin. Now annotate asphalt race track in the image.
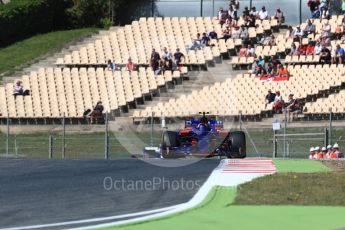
[0,159,219,229]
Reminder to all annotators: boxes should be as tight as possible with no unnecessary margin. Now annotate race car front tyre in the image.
[227,131,246,158]
[161,131,180,158]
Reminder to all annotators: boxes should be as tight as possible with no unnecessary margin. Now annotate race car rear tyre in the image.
[227,131,246,158]
[161,131,180,158]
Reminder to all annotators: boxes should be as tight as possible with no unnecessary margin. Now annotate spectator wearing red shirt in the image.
[239,44,247,57]
[298,45,307,55]
[306,43,315,55]
[125,58,135,72]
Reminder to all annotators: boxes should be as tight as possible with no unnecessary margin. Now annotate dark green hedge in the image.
[0,0,72,47]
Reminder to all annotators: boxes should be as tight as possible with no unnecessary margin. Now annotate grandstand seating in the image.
[132,63,345,120]
[2,12,345,124]
[56,16,278,67]
[0,67,187,122]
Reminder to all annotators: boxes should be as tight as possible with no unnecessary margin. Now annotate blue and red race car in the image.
[144,114,246,159]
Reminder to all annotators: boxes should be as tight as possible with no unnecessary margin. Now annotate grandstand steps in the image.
[120,62,235,117]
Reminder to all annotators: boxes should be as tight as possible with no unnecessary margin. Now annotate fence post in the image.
[325,128,329,148]
[150,112,154,146]
[329,110,332,145]
[283,110,287,158]
[200,0,203,17]
[6,115,9,159]
[273,130,277,158]
[299,0,302,25]
[104,113,109,159]
[62,113,66,159]
[49,135,53,159]
[14,135,18,158]
[239,111,242,131]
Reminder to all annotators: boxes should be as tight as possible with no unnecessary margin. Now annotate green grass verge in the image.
[0,28,99,79]
[234,172,345,205]
[274,159,331,173]
[99,186,345,230]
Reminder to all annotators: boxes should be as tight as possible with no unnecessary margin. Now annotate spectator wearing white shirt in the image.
[258,6,268,20]
[293,26,303,43]
[314,41,322,55]
[250,6,259,18]
[162,47,172,61]
[321,21,331,38]
[246,44,255,57]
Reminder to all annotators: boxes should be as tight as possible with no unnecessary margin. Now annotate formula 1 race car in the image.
[143,113,246,159]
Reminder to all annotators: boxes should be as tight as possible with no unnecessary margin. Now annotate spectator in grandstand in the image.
[155,59,165,75]
[333,143,344,158]
[293,26,304,43]
[303,20,316,37]
[162,47,172,61]
[270,56,281,70]
[242,6,250,17]
[229,0,240,10]
[250,6,259,18]
[258,6,268,20]
[255,64,267,77]
[319,0,330,19]
[251,56,265,74]
[321,21,331,38]
[231,25,241,39]
[277,64,290,78]
[284,94,300,121]
[309,147,316,159]
[125,58,135,72]
[239,44,247,57]
[314,40,323,55]
[201,32,212,46]
[306,42,315,55]
[333,44,345,64]
[257,55,265,66]
[319,44,331,63]
[274,8,285,26]
[308,0,320,18]
[107,59,118,71]
[272,91,283,113]
[88,101,104,124]
[228,5,238,21]
[265,89,276,108]
[240,25,249,43]
[222,26,232,41]
[165,58,173,73]
[334,23,343,39]
[270,34,277,46]
[298,44,307,55]
[173,48,185,68]
[188,33,202,51]
[246,44,255,57]
[260,33,275,46]
[208,30,218,39]
[218,7,228,25]
[13,80,30,99]
[150,49,160,71]
[266,63,275,75]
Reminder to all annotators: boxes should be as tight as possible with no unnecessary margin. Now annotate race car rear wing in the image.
[185,119,223,128]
